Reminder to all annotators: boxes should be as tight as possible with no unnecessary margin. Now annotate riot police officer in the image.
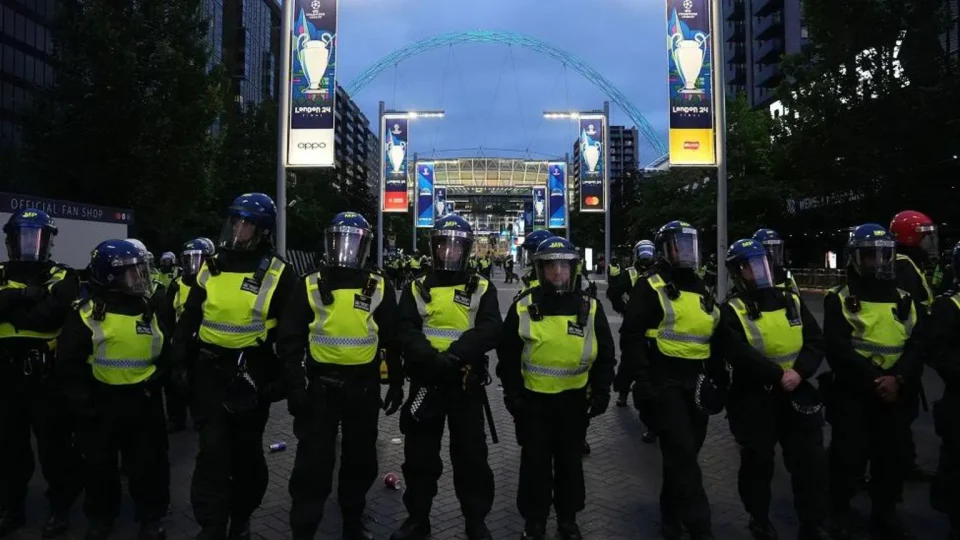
[752,229,798,294]
[823,223,924,540]
[619,220,723,540]
[721,239,830,540]
[163,238,215,433]
[518,230,554,294]
[498,237,615,540]
[157,252,178,289]
[390,215,501,540]
[57,239,170,540]
[929,240,960,538]
[173,193,297,540]
[0,209,83,539]
[279,212,404,540]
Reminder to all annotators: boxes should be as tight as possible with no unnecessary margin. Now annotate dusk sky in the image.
[334,0,668,165]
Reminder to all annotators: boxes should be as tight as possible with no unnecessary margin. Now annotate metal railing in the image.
[789,268,846,290]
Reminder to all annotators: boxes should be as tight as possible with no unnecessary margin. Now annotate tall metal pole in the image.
[711,0,729,298]
[603,101,611,279]
[275,0,293,257]
[377,101,386,269]
[412,152,418,252]
[564,151,571,241]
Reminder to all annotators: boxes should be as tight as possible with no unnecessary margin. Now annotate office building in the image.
[222,0,280,112]
[1,0,56,150]
[332,85,378,198]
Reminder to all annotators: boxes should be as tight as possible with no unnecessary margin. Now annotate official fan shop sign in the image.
[285,0,338,167]
[1,193,133,224]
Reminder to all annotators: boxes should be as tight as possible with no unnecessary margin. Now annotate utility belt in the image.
[1,342,52,378]
[306,360,379,387]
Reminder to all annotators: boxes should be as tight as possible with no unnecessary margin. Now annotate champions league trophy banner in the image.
[667,0,717,166]
[382,118,409,212]
[547,162,567,229]
[578,117,605,213]
[532,187,547,229]
[416,163,435,228]
[286,0,338,167]
[434,187,447,219]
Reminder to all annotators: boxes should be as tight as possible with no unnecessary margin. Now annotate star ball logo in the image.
[310,0,325,18]
[392,124,402,135]
[683,0,693,12]
[421,167,430,176]
[585,124,597,136]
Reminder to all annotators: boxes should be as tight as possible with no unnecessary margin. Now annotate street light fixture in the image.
[377,102,445,268]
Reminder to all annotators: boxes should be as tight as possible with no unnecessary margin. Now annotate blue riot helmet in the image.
[726,239,775,294]
[522,230,554,255]
[159,251,176,272]
[634,239,656,269]
[89,239,153,296]
[533,237,580,294]
[325,211,373,269]
[654,220,700,269]
[431,214,474,272]
[3,208,57,262]
[753,228,785,268]
[181,238,215,276]
[846,224,896,280]
[219,193,277,251]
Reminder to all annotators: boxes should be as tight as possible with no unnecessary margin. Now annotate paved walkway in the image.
[14,282,949,539]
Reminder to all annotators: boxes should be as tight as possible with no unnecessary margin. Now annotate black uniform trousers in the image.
[900,370,922,471]
[0,357,84,514]
[190,359,271,531]
[78,385,170,524]
[399,384,494,523]
[163,355,192,427]
[516,388,588,524]
[931,389,960,527]
[828,387,909,516]
[655,385,711,534]
[288,376,381,535]
[727,388,828,526]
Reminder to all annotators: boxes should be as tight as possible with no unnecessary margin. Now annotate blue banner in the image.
[523,201,533,232]
[434,187,447,220]
[578,116,605,213]
[547,162,566,229]
[532,187,546,229]
[286,0,337,167]
[415,163,434,228]
[445,201,455,215]
[382,117,409,212]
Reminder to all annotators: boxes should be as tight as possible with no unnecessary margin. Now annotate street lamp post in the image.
[710,0,729,299]
[377,103,444,268]
[543,104,611,277]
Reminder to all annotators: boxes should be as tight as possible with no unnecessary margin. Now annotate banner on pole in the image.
[382,117,409,212]
[445,201,455,215]
[547,162,567,229]
[578,116,605,213]
[532,187,547,229]
[415,163,435,228]
[667,0,717,166]
[523,201,533,232]
[434,187,447,219]
[285,0,338,168]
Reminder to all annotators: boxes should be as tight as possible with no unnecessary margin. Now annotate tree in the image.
[22,0,223,252]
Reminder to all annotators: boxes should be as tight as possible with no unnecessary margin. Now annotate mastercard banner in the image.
[578,116,605,213]
[666,0,717,166]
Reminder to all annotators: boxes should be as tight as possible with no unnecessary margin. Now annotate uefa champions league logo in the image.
[392,124,402,135]
[310,0,324,17]
[683,0,693,12]
[585,124,597,136]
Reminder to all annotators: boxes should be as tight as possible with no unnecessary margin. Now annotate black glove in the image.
[383,384,404,416]
[633,381,658,428]
[0,289,24,312]
[430,352,457,376]
[20,285,44,303]
[613,364,634,394]
[588,391,610,418]
[503,392,523,418]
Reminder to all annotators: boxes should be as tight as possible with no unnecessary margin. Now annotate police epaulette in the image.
[577,294,591,327]
[362,275,379,297]
[896,292,913,322]
[414,278,432,303]
[465,274,481,295]
[206,256,221,276]
[938,289,957,298]
[92,298,107,321]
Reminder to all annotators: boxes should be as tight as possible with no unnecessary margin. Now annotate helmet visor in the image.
[664,229,700,269]
[535,258,578,294]
[733,255,775,291]
[181,250,205,276]
[761,240,784,267]
[219,216,265,251]
[918,225,939,260]
[6,228,53,262]
[115,260,153,297]
[635,246,656,266]
[431,231,473,271]
[853,240,896,279]
[324,226,372,269]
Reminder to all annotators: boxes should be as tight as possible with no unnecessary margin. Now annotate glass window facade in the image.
[1,1,55,150]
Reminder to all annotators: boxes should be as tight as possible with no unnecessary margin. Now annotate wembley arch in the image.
[345,30,667,156]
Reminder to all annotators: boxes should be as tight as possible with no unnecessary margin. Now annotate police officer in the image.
[721,239,830,540]
[619,220,723,540]
[823,224,924,540]
[157,252,178,289]
[0,209,83,539]
[890,210,938,481]
[390,215,501,540]
[498,237,615,540]
[127,240,159,290]
[929,241,960,538]
[752,229,798,294]
[173,193,297,540]
[279,212,403,540]
[518,231,553,294]
[57,240,170,540]
[163,238,215,433]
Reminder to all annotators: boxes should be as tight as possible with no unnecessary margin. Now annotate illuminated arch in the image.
[346,30,667,155]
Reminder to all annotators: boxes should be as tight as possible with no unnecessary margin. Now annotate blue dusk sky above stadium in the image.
[336,0,666,164]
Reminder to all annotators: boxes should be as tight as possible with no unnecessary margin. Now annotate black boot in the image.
[557,519,582,540]
[85,521,113,540]
[389,517,431,540]
[690,534,716,540]
[641,430,657,443]
[827,513,853,540]
[166,420,186,434]
[870,512,916,540]
[227,519,250,540]
[582,440,591,455]
[196,526,227,540]
[521,521,546,540]
[0,509,24,539]
[343,517,374,540]
[41,511,69,539]
[616,391,629,407]
[748,516,779,540]
[139,521,167,540]
[660,515,682,540]
[796,523,831,540]
[465,520,492,540]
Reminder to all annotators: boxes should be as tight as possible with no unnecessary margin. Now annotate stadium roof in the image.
[408,157,568,196]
